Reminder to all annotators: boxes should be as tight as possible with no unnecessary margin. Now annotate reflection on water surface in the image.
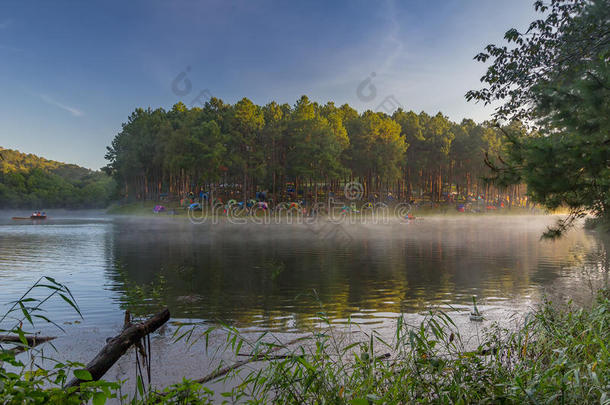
[1,212,607,333]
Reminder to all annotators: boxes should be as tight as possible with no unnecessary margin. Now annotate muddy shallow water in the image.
[1,211,608,397]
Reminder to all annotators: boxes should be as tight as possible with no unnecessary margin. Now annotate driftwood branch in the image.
[0,334,56,345]
[194,336,308,385]
[191,330,367,386]
[66,308,170,388]
[0,334,56,355]
[193,338,390,386]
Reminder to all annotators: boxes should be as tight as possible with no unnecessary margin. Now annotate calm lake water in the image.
[1,211,608,395]
[1,211,608,334]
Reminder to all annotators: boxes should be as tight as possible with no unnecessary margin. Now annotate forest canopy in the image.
[0,147,116,209]
[104,97,523,204]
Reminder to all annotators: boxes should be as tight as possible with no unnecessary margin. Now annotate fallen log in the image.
[190,330,365,386]
[194,336,308,385]
[0,334,56,345]
[66,308,170,388]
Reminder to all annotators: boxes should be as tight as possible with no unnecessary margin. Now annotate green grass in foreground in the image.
[177,290,610,404]
[2,281,609,404]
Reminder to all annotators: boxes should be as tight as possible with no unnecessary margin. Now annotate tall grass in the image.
[2,280,609,404]
[184,290,610,404]
[0,277,120,404]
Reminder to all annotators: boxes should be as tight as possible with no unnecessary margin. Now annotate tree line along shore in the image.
[103,97,528,206]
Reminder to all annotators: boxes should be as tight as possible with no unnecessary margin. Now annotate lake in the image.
[0,211,608,390]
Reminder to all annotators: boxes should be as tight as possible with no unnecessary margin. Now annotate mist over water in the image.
[1,211,607,334]
[2,210,608,392]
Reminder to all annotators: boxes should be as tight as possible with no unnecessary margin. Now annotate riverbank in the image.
[106,200,548,218]
[2,286,608,403]
[198,287,610,404]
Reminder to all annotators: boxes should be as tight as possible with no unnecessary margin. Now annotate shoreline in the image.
[6,286,608,404]
[105,200,550,218]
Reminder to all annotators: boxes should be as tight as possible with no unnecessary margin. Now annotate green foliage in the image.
[347,111,405,182]
[3,278,609,403]
[0,147,117,208]
[187,289,610,403]
[468,0,610,233]
[286,98,350,182]
[0,277,121,404]
[105,97,510,203]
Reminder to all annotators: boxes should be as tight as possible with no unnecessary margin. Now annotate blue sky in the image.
[0,0,537,169]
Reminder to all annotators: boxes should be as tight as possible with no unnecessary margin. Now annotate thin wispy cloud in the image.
[379,0,404,75]
[0,19,11,29]
[0,44,28,54]
[40,94,84,117]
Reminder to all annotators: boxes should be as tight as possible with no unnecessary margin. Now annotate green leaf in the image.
[59,293,83,318]
[92,392,107,405]
[137,375,144,396]
[17,328,28,347]
[74,369,93,381]
[33,284,62,291]
[19,301,33,326]
[44,276,59,284]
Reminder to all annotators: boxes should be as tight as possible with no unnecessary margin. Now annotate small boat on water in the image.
[12,211,47,220]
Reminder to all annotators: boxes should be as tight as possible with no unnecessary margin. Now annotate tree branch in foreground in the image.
[66,308,170,388]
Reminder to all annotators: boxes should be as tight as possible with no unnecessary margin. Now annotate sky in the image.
[0,0,538,169]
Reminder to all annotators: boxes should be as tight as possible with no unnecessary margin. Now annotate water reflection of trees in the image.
[105,220,602,329]
[541,233,609,306]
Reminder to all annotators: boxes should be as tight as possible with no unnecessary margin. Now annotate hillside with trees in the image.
[0,147,116,208]
[104,98,526,205]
